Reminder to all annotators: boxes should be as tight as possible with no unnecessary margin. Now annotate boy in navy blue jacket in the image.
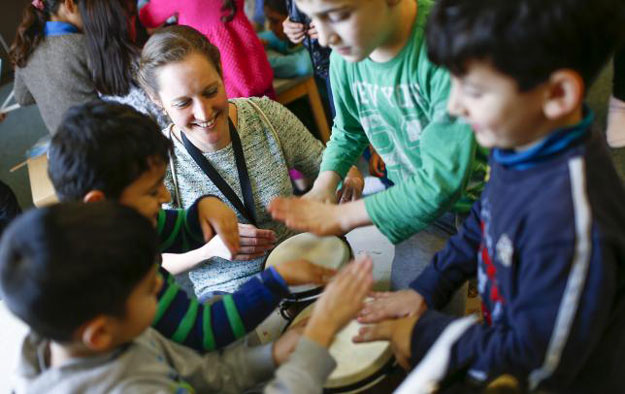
[355,0,625,392]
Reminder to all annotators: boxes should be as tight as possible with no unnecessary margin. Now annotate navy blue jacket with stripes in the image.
[409,110,625,393]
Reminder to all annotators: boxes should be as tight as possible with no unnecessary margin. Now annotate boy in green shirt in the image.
[270,0,486,304]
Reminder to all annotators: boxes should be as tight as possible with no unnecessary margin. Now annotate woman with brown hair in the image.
[137,25,363,299]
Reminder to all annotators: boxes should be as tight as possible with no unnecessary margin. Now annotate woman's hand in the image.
[273,259,336,286]
[233,223,276,261]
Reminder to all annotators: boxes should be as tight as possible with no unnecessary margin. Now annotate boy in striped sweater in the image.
[47,101,334,352]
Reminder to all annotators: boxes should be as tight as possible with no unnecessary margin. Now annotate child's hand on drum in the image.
[268,197,353,236]
[197,197,240,255]
[357,289,427,324]
[353,315,418,370]
[304,256,374,347]
[274,259,337,286]
[272,324,305,365]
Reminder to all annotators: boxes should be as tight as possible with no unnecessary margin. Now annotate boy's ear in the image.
[79,316,115,352]
[542,69,584,120]
[83,190,106,203]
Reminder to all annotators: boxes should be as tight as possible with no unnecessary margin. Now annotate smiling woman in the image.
[137,25,335,298]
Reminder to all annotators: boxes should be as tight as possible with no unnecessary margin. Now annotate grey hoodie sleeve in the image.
[264,337,337,394]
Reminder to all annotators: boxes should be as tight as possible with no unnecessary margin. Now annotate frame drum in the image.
[265,233,351,303]
[288,303,396,393]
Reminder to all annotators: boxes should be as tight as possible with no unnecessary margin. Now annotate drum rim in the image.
[264,234,352,296]
[323,355,397,393]
[285,303,395,391]
[283,288,323,302]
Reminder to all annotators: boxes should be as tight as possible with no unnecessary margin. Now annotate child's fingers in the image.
[199,219,215,243]
[309,265,337,284]
[283,19,305,31]
[290,316,310,329]
[338,186,353,204]
[267,197,291,220]
[237,225,276,246]
[237,244,273,254]
[357,304,393,324]
[233,251,267,261]
[352,321,393,343]
[212,219,240,255]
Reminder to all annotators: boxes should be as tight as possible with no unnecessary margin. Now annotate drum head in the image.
[266,233,350,294]
[291,303,393,391]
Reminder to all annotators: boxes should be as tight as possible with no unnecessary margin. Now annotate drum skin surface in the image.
[291,303,394,392]
[266,233,350,294]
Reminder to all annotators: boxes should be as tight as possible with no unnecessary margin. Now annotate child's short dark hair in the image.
[49,101,172,201]
[426,0,625,91]
[0,181,21,239]
[0,202,157,342]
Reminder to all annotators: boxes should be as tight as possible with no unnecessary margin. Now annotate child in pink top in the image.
[139,0,275,99]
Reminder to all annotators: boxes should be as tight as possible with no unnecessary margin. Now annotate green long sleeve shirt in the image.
[321,0,487,244]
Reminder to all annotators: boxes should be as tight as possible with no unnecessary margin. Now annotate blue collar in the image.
[44,21,79,37]
[492,107,594,170]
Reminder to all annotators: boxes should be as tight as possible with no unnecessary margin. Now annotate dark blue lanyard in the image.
[181,120,258,226]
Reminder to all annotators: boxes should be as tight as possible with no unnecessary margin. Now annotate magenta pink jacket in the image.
[139,0,275,99]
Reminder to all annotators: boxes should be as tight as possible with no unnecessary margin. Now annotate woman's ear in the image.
[543,69,584,120]
[79,316,115,352]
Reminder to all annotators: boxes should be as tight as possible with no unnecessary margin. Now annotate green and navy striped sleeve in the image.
[153,195,290,352]
[156,196,206,254]
[152,266,289,352]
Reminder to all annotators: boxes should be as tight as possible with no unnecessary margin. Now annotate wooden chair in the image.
[273,76,331,143]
